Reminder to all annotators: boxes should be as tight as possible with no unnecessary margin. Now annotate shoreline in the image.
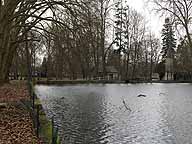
[36,79,192,85]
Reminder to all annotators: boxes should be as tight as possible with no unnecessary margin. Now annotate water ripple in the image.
[35,84,192,144]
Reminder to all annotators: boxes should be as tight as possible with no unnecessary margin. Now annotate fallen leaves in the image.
[0,82,29,102]
[0,105,42,144]
[0,81,42,144]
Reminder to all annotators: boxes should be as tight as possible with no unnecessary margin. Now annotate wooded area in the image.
[1,0,192,84]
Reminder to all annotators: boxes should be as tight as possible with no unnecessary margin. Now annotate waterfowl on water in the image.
[137,94,147,97]
[61,97,65,99]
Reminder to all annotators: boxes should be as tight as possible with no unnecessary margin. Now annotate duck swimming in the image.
[137,94,147,97]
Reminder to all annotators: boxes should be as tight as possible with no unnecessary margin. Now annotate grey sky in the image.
[126,0,164,37]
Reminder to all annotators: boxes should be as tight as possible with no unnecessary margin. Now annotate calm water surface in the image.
[35,83,192,144]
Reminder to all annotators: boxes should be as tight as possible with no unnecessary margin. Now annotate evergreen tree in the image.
[161,18,176,60]
[114,0,125,53]
[114,1,132,54]
[114,0,125,79]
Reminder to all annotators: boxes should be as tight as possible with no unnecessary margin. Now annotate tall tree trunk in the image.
[126,53,130,79]
[185,25,192,56]
[0,31,16,85]
[150,39,153,81]
[132,43,137,80]
[100,1,106,79]
[0,43,17,85]
[0,1,19,85]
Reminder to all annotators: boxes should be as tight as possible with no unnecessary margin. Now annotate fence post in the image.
[54,127,58,144]
[36,105,40,137]
[32,92,35,110]
[52,116,59,144]
[52,116,54,144]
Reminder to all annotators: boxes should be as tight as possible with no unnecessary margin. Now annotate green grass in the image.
[39,113,52,143]
[35,98,41,105]
[35,98,60,144]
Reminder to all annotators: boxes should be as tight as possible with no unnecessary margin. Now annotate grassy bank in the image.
[35,98,60,144]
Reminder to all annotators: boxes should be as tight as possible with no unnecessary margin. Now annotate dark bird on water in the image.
[61,97,65,99]
[137,94,147,97]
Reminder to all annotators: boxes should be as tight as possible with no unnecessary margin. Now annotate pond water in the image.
[35,83,192,144]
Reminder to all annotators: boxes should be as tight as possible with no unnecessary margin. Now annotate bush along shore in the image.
[0,81,60,144]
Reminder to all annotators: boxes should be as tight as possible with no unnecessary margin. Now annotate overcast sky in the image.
[125,0,164,37]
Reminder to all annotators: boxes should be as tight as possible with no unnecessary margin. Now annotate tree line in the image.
[11,0,160,81]
[1,0,192,84]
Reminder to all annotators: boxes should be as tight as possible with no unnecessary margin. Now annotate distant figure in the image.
[137,94,146,97]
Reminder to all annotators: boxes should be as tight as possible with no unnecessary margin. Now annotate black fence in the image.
[22,83,59,144]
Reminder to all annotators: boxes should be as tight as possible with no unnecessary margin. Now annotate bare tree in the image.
[151,0,192,54]
[0,0,78,84]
